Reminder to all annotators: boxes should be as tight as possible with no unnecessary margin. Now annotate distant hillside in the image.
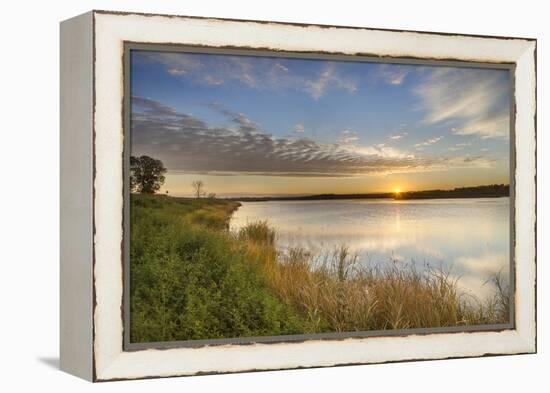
[229,184,510,202]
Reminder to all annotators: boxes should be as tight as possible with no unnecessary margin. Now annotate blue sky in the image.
[130,50,511,196]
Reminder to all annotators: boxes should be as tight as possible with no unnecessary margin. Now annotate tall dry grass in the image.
[130,194,510,342]
[237,221,510,334]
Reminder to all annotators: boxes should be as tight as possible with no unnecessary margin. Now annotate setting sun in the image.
[122,45,514,350]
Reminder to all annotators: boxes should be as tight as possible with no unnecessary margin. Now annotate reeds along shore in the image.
[129,194,510,343]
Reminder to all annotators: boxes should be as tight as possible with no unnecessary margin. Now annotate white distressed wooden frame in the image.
[60,10,536,382]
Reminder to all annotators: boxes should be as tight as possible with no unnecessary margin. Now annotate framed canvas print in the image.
[60,10,537,381]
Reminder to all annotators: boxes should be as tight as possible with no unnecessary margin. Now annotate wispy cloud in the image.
[293,124,305,133]
[167,68,187,76]
[389,132,408,141]
[415,68,510,139]
[141,52,202,75]
[203,75,224,85]
[305,63,358,100]
[415,136,444,150]
[132,97,495,177]
[338,129,359,144]
[134,52,358,100]
[448,142,472,152]
[351,144,413,159]
[376,64,410,86]
[456,112,509,139]
[274,63,289,72]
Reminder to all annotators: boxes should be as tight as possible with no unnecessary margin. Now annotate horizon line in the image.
[160,183,510,199]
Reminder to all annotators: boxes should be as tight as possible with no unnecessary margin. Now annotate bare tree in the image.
[191,180,205,198]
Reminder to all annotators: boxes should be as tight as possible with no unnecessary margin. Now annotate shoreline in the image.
[224,201,241,229]
[130,194,509,342]
[232,195,510,203]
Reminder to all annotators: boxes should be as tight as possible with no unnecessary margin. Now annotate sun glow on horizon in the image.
[394,188,401,194]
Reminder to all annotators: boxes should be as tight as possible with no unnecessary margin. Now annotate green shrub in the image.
[130,194,509,343]
[129,194,304,343]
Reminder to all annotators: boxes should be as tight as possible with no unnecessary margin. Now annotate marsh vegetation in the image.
[130,194,509,343]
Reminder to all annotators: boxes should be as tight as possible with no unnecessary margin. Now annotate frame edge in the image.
[60,11,95,382]
[91,11,538,380]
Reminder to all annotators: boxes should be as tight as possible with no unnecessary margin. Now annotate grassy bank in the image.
[243,235,509,332]
[130,194,509,343]
[130,194,305,343]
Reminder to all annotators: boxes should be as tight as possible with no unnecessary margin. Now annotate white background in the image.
[0,0,546,391]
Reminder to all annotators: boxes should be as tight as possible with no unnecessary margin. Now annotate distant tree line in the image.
[395,184,510,200]
[226,184,510,202]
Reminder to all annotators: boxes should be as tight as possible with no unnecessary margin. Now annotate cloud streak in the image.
[377,64,410,85]
[134,51,358,100]
[415,136,444,150]
[415,67,510,139]
[305,63,358,100]
[389,132,407,141]
[131,97,496,177]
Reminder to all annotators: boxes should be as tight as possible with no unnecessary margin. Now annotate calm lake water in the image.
[230,198,510,299]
